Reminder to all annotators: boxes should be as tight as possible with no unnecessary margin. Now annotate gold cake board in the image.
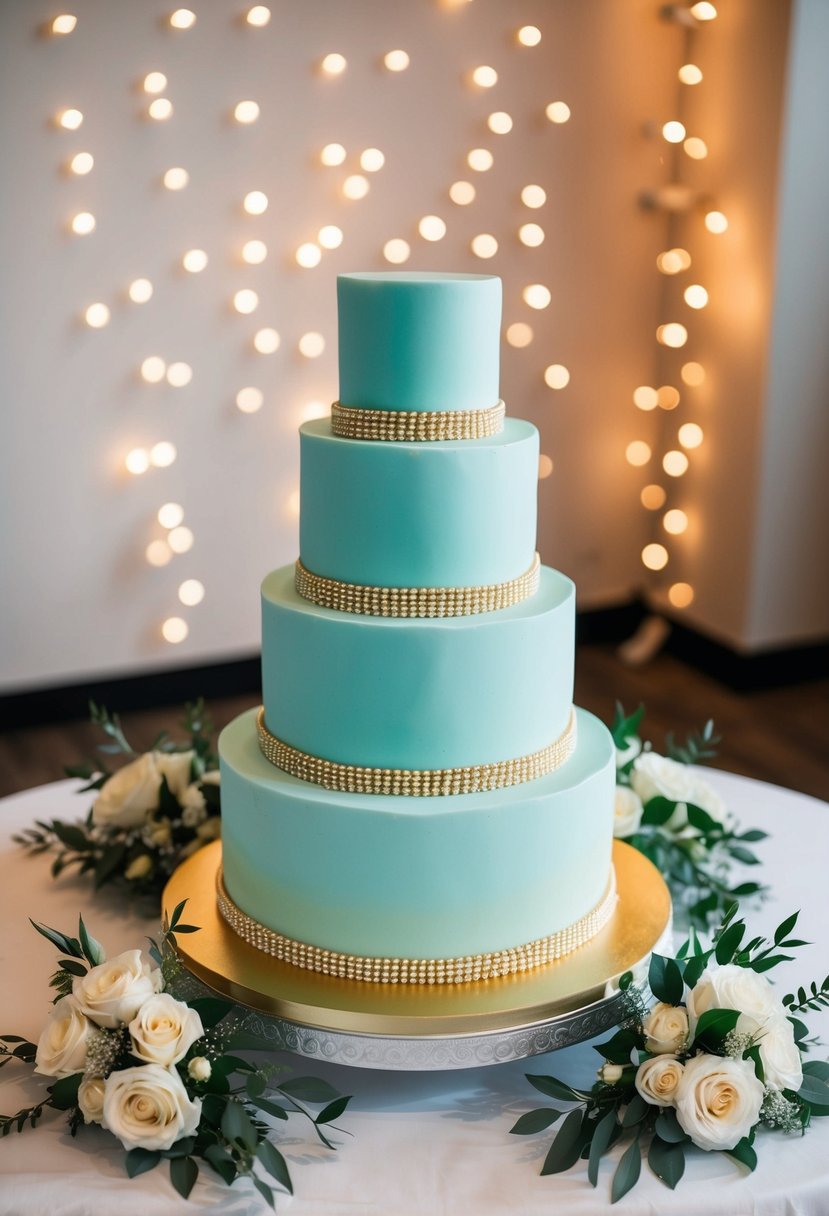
[163,840,672,1071]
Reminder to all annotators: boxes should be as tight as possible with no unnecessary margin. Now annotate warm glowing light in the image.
[70,211,96,235]
[662,121,686,144]
[243,190,268,215]
[233,289,259,314]
[321,53,347,75]
[663,509,688,535]
[538,454,554,479]
[166,362,192,387]
[317,225,343,250]
[545,101,571,124]
[383,48,410,71]
[254,327,280,353]
[286,488,301,519]
[163,166,189,190]
[320,143,346,166]
[679,422,704,449]
[169,9,196,30]
[657,323,688,348]
[301,401,328,422]
[633,386,659,411]
[178,579,205,606]
[467,148,494,172]
[383,238,411,264]
[684,284,709,309]
[517,25,541,46]
[506,322,533,348]
[521,184,546,209]
[690,1,717,20]
[84,302,110,329]
[236,386,263,413]
[298,332,325,358]
[684,137,708,160]
[518,223,545,247]
[141,357,166,383]
[69,151,93,175]
[246,6,271,26]
[234,100,260,124]
[182,248,208,273]
[242,239,267,264]
[146,540,172,567]
[148,98,173,121]
[143,71,167,94]
[360,148,385,172]
[641,484,666,510]
[657,386,681,410]
[162,617,189,644]
[158,502,184,529]
[295,242,322,267]
[449,180,476,205]
[127,279,152,305]
[656,247,692,274]
[57,108,83,130]
[168,526,194,554]
[642,543,669,571]
[669,582,695,608]
[523,284,551,310]
[418,215,446,241]
[544,364,570,390]
[51,14,77,34]
[681,361,706,386]
[705,210,729,234]
[626,441,652,467]
[471,65,498,88]
[663,450,690,477]
[471,233,498,259]
[487,111,513,135]
[126,448,150,475]
[150,441,177,468]
[679,63,703,85]
[342,174,369,199]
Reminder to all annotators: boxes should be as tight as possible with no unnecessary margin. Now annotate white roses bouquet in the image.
[15,700,221,904]
[512,904,829,1202]
[611,703,769,927]
[1,905,352,1205]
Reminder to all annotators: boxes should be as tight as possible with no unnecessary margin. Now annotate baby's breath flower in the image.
[761,1087,803,1132]
[85,1026,129,1078]
[724,1029,756,1059]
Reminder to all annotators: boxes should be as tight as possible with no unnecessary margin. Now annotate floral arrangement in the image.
[512,903,829,1202]
[0,903,351,1205]
[611,704,768,926]
[16,701,221,901]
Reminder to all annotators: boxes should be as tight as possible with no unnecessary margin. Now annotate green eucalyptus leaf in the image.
[526,1074,590,1103]
[252,1177,276,1208]
[648,954,684,1006]
[682,953,709,990]
[730,846,760,866]
[125,1148,161,1178]
[587,1108,618,1188]
[540,1108,586,1175]
[611,1134,642,1203]
[693,1007,740,1051]
[93,841,127,888]
[797,1073,829,1112]
[221,1099,257,1151]
[774,911,800,945]
[654,1108,687,1144]
[203,1143,237,1186]
[510,1108,563,1135]
[802,1060,829,1081]
[169,1155,198,1200]
[58,959,88,977]
[621,1093,649,1129]
[250,1096,290,1121]
[316,1095,352,1125]
[728,1136,757,1171]
[257,1139,293,1193]
[640,797,678,828]
[648,1134,685,1189]
[49,1073,82,1110]
[715,921,745,965]
[187,997,233,1029]
[29,921,83,958]
[51,823,91,852]
[77,917,106,965]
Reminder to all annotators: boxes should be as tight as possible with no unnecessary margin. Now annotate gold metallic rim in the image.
[294,553,541,618]
[331,399,505,441]
[216,866,618,985]
[256,707,577,796]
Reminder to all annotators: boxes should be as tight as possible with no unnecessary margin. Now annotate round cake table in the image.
[1,770,828,1215]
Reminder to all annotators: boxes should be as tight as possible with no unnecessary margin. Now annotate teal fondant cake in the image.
[218,272,616,984]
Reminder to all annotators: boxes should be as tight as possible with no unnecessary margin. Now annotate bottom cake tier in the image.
[219,707,615,975]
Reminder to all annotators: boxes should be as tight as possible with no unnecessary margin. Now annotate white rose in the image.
[129,994,204,1068]
[73,950,161,1029]
[78,1075,106,1124]
[180,784,207,827]
[631,753,727,831]
[686,964,782,1038]
[759,1015,803,1092]
[188,1056,211,1082]
[92,753,161,830]
[613,786,644,838]
[35,996,94,1078]
[635,1054,685,1107]
[102,1063,202,1152]
[642,1002,689,1054]
[674,1053,764,1151]
[155,751,194,800]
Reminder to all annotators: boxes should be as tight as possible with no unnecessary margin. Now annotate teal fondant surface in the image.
[220,707,615,959]
[299,417,538,587]
[337,272,501,412]
[261,564,574,769]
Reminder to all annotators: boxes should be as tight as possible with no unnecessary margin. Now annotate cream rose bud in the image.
[188,1056,211,1082]
[155,750,195,800]
[92,753,161,830]
[635,1054,684,1106]
[73,950,161,1029]
[642,1002,689,1054]
[129,993,204,1067]
[599,1062,624,1084]
[125,854,153,881]
[613,786,644,838]
[686,963,782,1038]
[760,1014,803,1092]
[102,1063,202,1152]
[78,1075,106,1124]
[35,996,94,1077]
[674,1053,764,1151]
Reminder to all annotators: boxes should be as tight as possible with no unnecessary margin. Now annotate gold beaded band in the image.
[331,399,505,441]
[294,553,541,618]
[256,707,576,797]
[216,867,617,985]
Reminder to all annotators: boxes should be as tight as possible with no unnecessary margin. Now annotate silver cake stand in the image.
[164,840,672,1071]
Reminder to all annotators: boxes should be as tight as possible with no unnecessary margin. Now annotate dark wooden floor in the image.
[0,643,827,802]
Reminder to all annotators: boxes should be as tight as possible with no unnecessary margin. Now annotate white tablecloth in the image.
[1,771,828,1215]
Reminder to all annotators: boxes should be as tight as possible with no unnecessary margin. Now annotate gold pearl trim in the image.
[331,399,505,441]
[216,867,618,985]
[256,707,577,796]
[294,553,541,618]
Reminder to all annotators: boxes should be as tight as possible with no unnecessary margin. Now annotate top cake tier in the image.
[337,272,501,413]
